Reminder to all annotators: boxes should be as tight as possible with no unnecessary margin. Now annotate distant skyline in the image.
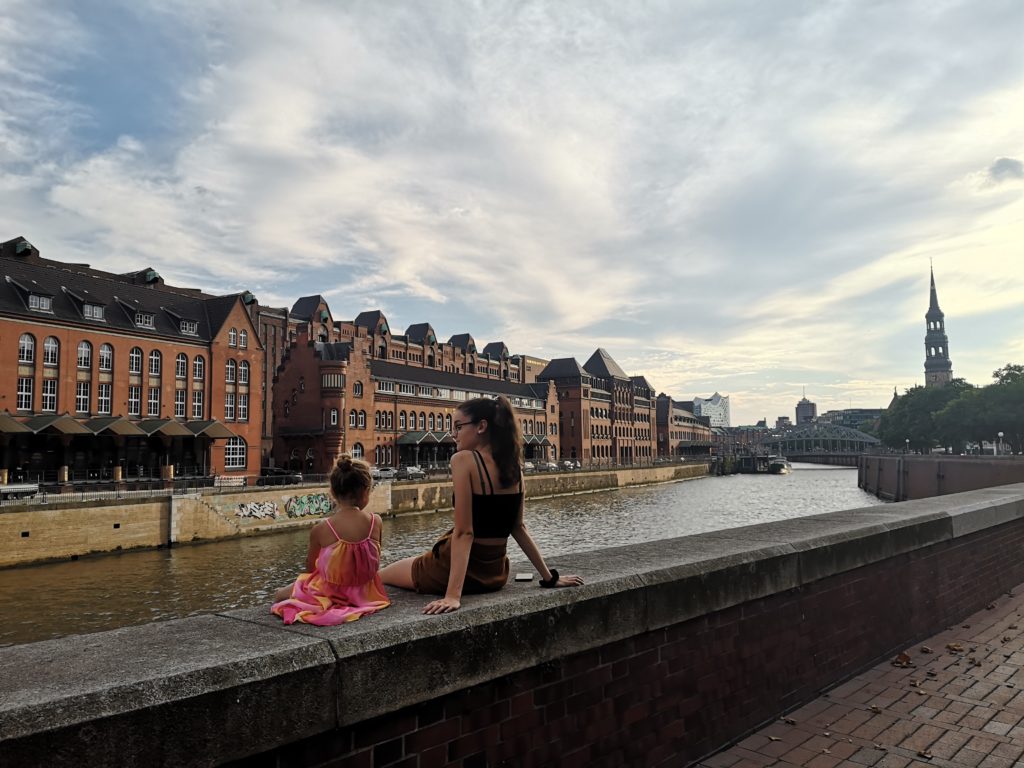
[2,1,1022,425]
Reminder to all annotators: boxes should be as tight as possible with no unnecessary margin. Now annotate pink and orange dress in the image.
[271,515,390,626]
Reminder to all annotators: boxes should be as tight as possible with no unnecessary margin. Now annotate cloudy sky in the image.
[2,1,1022,425]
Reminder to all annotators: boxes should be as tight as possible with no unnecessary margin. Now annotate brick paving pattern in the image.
[699,587,1024,768]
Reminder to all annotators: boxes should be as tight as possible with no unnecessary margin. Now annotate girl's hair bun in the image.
[335,454,353,472]
[330,453,372,501]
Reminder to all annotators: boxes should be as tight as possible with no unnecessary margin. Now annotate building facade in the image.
[795,396,817,425]
[0,236,264,481]
[536,349,657,464]
[691,393,731,427]
[271,300,559,473]
[655,394,713,457]
[924,267,953,387]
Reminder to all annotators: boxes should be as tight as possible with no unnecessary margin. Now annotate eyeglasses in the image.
[452,420,478,433]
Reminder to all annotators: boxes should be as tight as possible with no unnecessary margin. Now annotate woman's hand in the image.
[423,597,461,614]
[554,574,584,587]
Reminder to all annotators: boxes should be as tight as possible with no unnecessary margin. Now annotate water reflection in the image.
[0,466,881,646]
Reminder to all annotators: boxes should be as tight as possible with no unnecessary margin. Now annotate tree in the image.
[993,364,1024,385]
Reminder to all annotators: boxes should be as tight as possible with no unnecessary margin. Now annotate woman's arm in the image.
[424,452,475,614]
[511,495,584,588]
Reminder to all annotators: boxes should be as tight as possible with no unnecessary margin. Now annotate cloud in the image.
[1,1,1023,424]
[987,157,1024,184]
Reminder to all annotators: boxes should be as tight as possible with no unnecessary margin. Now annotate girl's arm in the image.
[511,495,584,588]
[304,524,321,573]
[424,452,474,614]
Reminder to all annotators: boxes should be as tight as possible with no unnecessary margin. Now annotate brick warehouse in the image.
[272,297,560,473]
[0,236,265,480]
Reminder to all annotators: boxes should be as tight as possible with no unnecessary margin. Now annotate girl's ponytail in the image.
[458,396,524,488]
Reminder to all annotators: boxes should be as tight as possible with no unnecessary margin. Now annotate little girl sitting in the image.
[271,454,390,625]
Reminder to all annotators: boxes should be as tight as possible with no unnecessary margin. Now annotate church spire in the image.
[924,266,953,387]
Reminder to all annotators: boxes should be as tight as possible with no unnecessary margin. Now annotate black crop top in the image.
[457,450,522,538]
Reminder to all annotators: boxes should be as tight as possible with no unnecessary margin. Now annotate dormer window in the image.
[84,303,105,320]
[180,319,199,335]
[29,294,53,312]
[135,312,155,329]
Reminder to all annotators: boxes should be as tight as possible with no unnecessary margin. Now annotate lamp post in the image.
[997,431,1004,456]
[905,438,910,454]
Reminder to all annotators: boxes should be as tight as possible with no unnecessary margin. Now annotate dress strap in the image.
[472,450,495,495]
[324,518,342,541]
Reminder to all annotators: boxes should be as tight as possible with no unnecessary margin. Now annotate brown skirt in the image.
[411,529,509,595]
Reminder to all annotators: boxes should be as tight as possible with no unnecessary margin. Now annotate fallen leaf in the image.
[927,671,938,678]
[918,750,934,759]
[822,749,831,755]
[947,643,964,653]
[920,645,933,654]
[987,603,996,610]
[873,743,888,750]
[823,732,831,737]
[768,736,781,742]
[870,705,881,713]
[1002,636,1012,643]
[1010,625,1019,630]
[892,651,912,667]
[783,717,796,725]
[963,624,971,629]
[917,689,927,696]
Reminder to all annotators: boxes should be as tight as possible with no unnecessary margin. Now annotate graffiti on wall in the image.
[285,493,332,518]
[236,500,279,519]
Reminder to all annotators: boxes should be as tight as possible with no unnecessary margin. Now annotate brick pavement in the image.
[699,585,1024,768]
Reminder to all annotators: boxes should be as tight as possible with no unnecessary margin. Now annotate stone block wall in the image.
[4,485,1024,766]
[860,456,1024,501]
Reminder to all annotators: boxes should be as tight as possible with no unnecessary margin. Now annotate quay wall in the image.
[859,455,1024,501]
[0,464,708,568]
[4,484,1024,767]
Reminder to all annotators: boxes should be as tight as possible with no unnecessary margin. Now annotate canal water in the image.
[0,465,883,647]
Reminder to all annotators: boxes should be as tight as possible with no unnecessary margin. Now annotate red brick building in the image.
[536,349,658,464]
[0,236,264,482]
[655,394,713,457]
[271,299,558,473]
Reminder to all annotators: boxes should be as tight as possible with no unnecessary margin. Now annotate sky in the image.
[2,1,1022,426]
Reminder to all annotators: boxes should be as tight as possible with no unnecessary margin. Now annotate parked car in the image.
[562,460,580,470]
[523,461,536,473]
[373,467,398,480]
[396,465,426,480]
[541,461,560,472]
[256,467,303,486]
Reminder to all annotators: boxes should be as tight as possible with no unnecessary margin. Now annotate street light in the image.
[997,431,1004,456]
[905,438,910,454]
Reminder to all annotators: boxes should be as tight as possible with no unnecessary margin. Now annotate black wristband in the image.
[539,568,559,588]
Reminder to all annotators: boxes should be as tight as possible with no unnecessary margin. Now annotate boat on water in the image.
[768,456,791,475]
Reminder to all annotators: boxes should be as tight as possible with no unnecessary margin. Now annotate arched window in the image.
[418,412,425,430]
[330,408,338,426]
[445,414,452,431]
[77,341,92,369]
[193,355,205,380]
[349,409,357,428]
[43,337,59,366]
[148,350,161,376]
[400,411,407,430]
[358,410,366,428]
[351,443,364,459]
[239,330,248,349]
[226,360,236,383]
[18,333,35,363]
[238,361,249,384]
[375,446,381,464]
[175,353,188,379]
[354,381,363,396]
[428,414,435,431]
[99,344,113,372]
[375,411,381,429]
[386,412,393,429]
[224,437,247,469]
[129,347,142,374]
[228,328,238,347]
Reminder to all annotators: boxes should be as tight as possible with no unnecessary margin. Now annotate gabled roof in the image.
[482,341,509,359]
[354,310,387,331]
[630,375,655,391]
[405,323,436,344]
[314,341,352,361]
[536,357,587,380]
[204,294,241,337]
[448,333,475,352]
[290,295,325,321]
[583,348,628,380]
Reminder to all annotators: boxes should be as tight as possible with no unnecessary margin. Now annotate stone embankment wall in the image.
[0,464,707,567]
[860,456,1024,501]
[4,484,1024,767]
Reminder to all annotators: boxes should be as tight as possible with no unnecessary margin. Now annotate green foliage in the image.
[880,368,1024,453]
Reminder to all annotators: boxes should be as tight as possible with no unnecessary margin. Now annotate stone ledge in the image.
[3,483,1024,766]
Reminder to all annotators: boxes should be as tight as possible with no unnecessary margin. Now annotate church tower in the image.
[924,267,953,387]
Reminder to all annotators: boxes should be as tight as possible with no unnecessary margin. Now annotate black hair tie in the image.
[539,569,559,588]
